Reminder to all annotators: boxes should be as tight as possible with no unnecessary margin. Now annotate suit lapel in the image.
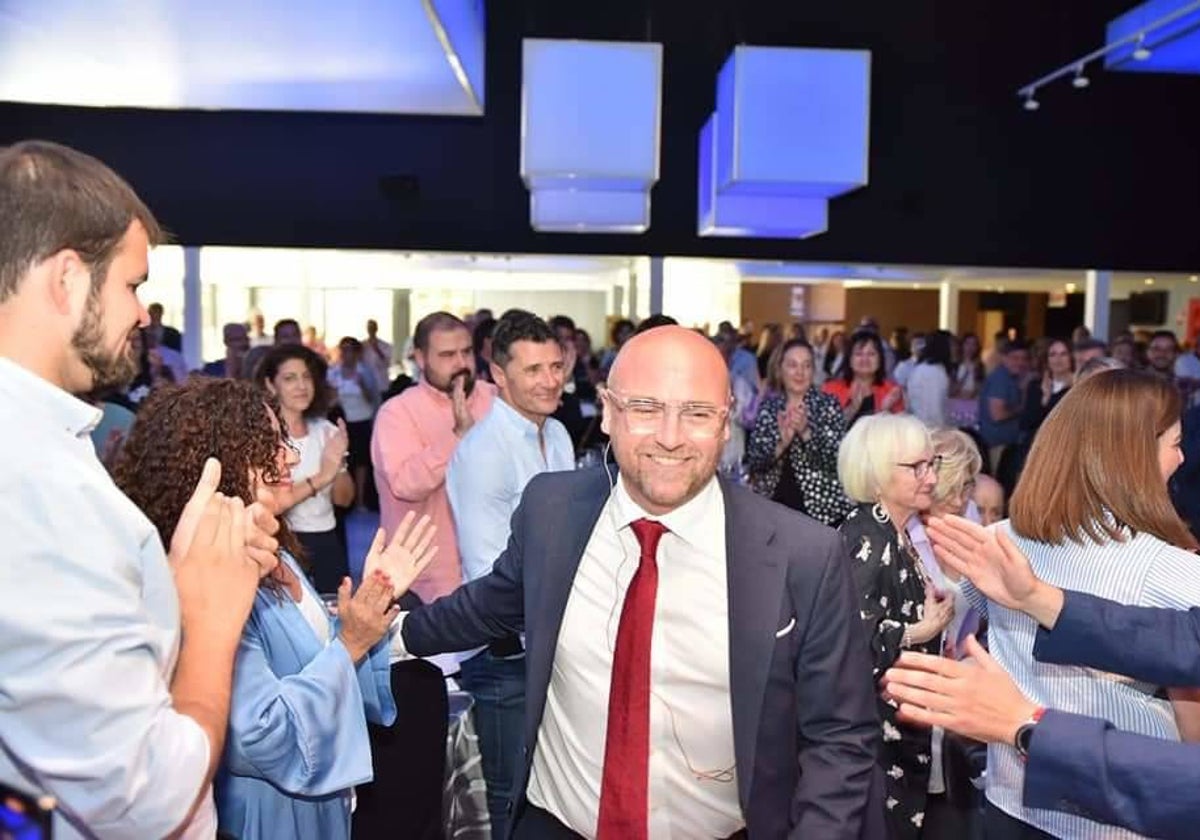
[722,480,789,810]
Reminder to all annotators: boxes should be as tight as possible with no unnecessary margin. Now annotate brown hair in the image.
[1010,368,1196,549]
[113,378,303,576]
[0,140,163,302]
[255,344,332,418]
[766,338,814,393]
[413,311,468,352]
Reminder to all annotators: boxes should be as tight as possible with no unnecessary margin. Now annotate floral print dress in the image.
[839,503,939,840]
[745,389,852,525]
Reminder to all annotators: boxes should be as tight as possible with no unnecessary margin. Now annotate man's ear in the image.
[47,249,91,316]
[490,361,507,392]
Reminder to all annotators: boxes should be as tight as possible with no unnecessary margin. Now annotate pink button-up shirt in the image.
[371,379,496,602]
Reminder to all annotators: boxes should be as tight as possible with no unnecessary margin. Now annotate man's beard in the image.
[433,367,475,396]
[71,293,138,393]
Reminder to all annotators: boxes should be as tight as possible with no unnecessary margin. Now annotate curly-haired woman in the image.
[113,378,436,840]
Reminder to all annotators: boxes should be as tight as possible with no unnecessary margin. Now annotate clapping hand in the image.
[336,571,400,663]
[362,511,438,600]
[927,516,1036,611]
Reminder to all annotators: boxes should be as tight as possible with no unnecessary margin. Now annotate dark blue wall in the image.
[2,0,1198,271]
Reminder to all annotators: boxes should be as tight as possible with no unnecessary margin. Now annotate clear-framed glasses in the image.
[897,455,943,480]
[601,388,729,438]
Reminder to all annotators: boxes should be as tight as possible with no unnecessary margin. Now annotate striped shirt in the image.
[976,520,1200,839]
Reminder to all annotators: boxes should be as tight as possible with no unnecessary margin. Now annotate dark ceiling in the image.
[1,0,1197,271]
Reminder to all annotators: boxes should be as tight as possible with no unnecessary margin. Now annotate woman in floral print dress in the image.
[746,338,852,525]
[837,413,955,839]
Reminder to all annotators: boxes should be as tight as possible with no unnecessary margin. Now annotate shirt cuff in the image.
[388,612,414,664]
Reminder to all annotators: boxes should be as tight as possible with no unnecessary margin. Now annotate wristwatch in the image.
[1014,707,1046,761]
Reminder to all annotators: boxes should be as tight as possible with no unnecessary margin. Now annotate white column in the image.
[938,280,959,332]
[182,246,202,370]
[1085,269,1112,341]
[648,256,665,316]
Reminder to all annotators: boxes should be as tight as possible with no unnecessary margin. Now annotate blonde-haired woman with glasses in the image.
[837,413,956,839]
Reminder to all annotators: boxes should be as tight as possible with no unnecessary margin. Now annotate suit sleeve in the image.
[1023,709,1200,838]
[1033,590,1200,687]
[402,484,529,654]
[790,533,883,839]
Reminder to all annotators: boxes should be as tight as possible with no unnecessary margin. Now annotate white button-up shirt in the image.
[0,358,214,839]
[526,476,743,838]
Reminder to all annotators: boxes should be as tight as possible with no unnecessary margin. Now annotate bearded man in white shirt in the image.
[0,140,278,839]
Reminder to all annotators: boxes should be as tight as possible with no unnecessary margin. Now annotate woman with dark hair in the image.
[112,378,436,840]
[258,344,354,593]
[1019,337,1073,443]
[822,329,905,428]
[746,339,851,524]
[906,330,955,428]
[958,369,1200,838]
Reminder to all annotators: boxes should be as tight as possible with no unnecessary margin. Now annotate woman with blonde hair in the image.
[963,368,1200,839]
[837,413,955,838]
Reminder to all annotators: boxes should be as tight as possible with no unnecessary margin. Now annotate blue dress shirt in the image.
[446,398,575,585]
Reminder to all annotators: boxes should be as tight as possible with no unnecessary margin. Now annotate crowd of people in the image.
[9,137,1200,840]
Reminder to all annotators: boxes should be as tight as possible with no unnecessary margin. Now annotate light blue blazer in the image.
[215,553,396,840]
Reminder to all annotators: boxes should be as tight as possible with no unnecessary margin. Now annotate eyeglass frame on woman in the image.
[600,387,731,438]
[896,455,943,480]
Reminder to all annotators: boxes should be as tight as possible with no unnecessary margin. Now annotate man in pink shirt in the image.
[371,311,496,602]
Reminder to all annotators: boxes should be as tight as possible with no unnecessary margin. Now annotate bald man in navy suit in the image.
[398,326,884,839]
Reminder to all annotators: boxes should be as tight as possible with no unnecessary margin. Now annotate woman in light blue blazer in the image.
[113,378,436,839]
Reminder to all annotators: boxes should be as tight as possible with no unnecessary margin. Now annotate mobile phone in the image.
[0,782,53,840]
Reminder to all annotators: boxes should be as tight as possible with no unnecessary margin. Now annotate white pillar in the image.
[649,256,665,316]
[182,246,202,370]
[938,280,959,332]
[1085,269,1112,341]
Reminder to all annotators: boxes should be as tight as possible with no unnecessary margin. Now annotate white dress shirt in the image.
[0,358,214,840]
[526,476,743,838]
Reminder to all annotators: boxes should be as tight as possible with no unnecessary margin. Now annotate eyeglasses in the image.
[897,455,943,480]
[601,388,729,438]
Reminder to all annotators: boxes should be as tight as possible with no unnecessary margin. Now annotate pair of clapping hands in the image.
[169,459,437,650]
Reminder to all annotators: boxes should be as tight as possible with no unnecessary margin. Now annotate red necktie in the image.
[596,518,668,840]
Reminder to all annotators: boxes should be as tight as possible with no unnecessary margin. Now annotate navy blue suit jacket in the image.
[402,468,885,838]
[1024,590,1200,838]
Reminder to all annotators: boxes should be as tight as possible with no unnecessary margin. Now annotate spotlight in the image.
[1133,34,1152,61]
[1023,93,1040,111]
[1072,65,1090,89]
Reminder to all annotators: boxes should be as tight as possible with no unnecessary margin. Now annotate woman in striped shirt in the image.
[969,368,1200,840]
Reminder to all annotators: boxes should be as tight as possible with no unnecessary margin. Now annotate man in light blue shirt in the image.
[0,140,277,839]
[446,309,574,837]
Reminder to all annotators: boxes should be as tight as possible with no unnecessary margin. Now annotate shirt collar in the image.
[0,356,102,439]
[611,472,723,550]
[490,396,543,441]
